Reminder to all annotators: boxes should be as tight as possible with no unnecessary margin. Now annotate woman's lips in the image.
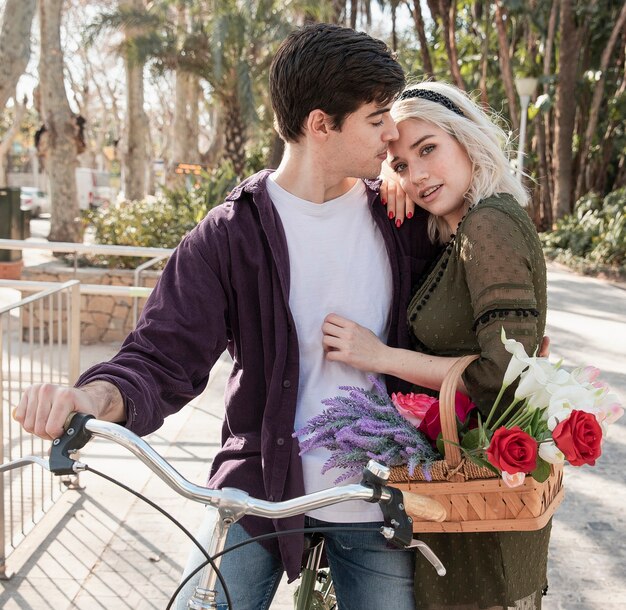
[420,184,442,202]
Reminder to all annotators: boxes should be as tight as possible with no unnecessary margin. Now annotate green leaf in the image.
[461,428,482,451]
[531,458,551,483]
[436,433,445,456]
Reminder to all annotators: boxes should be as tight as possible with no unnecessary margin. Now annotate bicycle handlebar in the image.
[3,413,446,534]
[53,414,446,525]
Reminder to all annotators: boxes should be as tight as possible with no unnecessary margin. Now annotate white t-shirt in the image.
[267,175,393,522]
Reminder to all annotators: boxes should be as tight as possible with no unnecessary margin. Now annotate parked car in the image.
[76,167,114,210]
[20,187,50,217]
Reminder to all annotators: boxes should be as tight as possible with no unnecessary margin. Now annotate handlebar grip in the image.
[401,491,447,523]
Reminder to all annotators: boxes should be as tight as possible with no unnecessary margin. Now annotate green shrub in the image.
[83,160,240,269]
[541,188,626,275]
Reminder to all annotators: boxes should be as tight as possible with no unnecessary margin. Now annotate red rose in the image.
[552,409,603,466]
[419,392,476,442]
[486,426,538,474]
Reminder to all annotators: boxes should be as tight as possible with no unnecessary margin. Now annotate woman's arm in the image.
[322,313,466,392]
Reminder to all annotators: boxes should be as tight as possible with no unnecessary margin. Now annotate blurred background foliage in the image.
[1,0,624,274]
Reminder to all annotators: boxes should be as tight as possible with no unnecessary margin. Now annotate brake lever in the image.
[49,413,94,475]
[0,455,51,473]
[408,539,447,576]
[360,461,414,548]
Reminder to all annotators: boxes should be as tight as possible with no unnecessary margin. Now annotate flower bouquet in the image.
[295,329,623,532]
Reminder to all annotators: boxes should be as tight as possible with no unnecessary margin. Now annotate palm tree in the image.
[180,0,296,176]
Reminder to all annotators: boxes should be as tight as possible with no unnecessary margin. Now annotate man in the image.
[15,23,439,609]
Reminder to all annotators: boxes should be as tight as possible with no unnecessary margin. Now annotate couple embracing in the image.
[15,23,549,610]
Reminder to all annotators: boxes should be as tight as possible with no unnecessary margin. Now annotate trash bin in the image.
[0,187,27,278]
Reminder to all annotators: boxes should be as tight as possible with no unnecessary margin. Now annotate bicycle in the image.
[1,413,447,609]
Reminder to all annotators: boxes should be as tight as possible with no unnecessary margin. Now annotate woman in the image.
[322,82,550,610]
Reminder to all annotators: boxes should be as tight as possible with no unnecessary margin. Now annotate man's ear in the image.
[305,109,332,140]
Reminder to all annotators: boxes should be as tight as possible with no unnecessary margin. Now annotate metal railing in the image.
[0,240,172,327]
[0,239,175,576]
[0,280,81,577]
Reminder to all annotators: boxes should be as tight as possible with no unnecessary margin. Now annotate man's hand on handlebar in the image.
[13,381,125,441]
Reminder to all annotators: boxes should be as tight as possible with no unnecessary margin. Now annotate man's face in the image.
[326,101,399,180]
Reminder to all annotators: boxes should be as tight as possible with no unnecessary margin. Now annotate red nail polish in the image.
[388,211,394,219]
[407,212,413,219]
[395,219,402,228]
[381,198,387,205]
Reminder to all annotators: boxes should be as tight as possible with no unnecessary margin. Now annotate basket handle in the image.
[439,354,479,468]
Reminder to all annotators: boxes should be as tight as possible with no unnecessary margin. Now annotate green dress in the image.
[407,194,551,610]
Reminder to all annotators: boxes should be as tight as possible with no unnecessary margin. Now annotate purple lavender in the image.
[293,376,437,484]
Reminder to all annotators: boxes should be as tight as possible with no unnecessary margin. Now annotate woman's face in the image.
[387,118,473,230]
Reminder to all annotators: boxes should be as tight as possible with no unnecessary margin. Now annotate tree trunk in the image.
[200,104,224,168]
[479,4,491,107]
[331,0,345,24]
[350,0,358,29]
[408,0,434,78]
[0,0,36,111]
[390,1,399,51]
[188,75,201,164]
[0,98,27,187]
[553,0,580,220]
[536,117,553,230]
[543,0,558,204]
[575,1,626,200]
[494,1,519,131]
[223,98,247,177]
[39,0,82,243]
[438,0,465,90]
[170,69,190,181]
[121,0,148,201]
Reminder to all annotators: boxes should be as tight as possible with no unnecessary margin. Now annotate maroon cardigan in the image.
[76,170,440,580]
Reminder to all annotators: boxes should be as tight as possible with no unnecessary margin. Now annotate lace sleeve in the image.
[456,205,545,418]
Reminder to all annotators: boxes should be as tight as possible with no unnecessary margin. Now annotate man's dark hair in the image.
[270,23,405,142]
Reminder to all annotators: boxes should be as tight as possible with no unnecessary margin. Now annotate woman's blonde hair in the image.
[391,81,528,244]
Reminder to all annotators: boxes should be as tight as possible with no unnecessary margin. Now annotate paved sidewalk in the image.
[1,262,624,609]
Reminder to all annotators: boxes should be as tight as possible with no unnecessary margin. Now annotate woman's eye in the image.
[393,163,407,173]
[372,120,384,127]
[421,144,435,156]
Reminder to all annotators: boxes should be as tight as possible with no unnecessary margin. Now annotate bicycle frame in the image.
[2,413,447,609]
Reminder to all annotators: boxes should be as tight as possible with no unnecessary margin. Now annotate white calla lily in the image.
[538,441,565,464]
[500,328,532,386]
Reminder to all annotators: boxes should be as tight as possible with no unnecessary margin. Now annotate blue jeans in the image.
[176,509,416,609]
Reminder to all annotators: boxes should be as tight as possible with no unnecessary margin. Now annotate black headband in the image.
[397,88,465,117]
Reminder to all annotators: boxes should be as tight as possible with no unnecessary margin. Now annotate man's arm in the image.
[13,380,125,441]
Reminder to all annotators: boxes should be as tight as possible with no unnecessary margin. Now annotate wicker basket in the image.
[390,355,564,533]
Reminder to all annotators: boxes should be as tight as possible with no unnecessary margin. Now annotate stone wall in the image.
[21,262,161,344]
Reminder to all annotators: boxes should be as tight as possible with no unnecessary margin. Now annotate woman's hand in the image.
[380,162,416,228]
[322,313,388,372]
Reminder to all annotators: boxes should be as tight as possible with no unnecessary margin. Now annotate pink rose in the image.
[392,392,438,427]
[418,392,477,442]
[501,471,527,488]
